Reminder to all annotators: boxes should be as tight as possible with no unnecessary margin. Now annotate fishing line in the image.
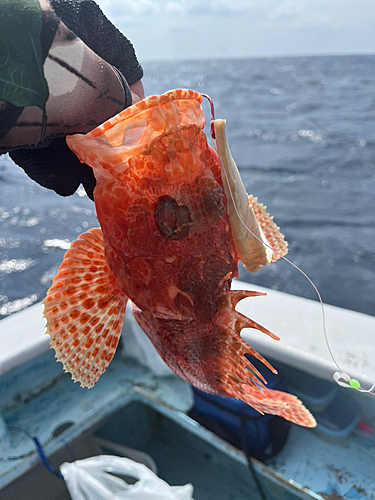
[201,93,375,396]
[201,94,216,140]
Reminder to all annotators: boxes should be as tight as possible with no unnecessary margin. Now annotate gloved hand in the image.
[1,0,144,200]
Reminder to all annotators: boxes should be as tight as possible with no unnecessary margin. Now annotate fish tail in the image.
[236,384,316,428]
[43,228,128,388]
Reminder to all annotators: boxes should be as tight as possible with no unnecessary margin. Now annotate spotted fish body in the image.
[43,90,316,428]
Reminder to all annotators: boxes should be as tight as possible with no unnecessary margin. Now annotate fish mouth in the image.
[214,119,273,273]
[66,90,205,173]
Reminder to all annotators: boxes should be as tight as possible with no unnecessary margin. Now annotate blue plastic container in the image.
[191,357,290,461]
[283,366,338,412]
[314,392,362,439]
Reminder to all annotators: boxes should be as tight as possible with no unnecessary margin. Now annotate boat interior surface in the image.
[1,283,375,500]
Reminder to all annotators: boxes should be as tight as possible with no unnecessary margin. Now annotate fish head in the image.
[67,90,238,321]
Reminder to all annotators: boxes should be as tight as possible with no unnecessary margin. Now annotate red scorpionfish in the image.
[43,90,316,428]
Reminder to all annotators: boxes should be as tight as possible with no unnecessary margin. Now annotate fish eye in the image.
[211,185,226,216]
[200,183,226,221]
[155,196,191,240]
[156,201,176,237]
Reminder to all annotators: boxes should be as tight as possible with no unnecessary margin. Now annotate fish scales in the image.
[43,89,316,428]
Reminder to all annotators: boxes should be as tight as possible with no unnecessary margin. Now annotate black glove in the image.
[10,137,97,198]
[6,0,143,200]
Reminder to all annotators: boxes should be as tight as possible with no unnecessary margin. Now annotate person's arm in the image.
[50,0,144,89]
[0,0,144,199]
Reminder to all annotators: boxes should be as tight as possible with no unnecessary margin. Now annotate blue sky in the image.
[96,0,375,61]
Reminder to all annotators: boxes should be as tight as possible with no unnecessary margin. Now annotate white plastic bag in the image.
[60,455,194,500]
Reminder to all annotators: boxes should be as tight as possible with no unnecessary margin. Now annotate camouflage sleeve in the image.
[0,0,140,151]
[50,0,143,86]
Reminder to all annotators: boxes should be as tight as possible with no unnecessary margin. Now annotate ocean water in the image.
[0,55,374,323]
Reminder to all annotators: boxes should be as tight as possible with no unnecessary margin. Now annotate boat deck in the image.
[1,282,375,499]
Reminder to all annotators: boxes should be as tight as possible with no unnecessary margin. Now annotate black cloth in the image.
[10,137,96,197]
[5,0,143,200]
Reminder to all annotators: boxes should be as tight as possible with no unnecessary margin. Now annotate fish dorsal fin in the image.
[43,228,128,388]
[248,195,288,262]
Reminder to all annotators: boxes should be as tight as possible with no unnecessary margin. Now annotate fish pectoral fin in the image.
[42,228,128,389]
[239,384,316,428]
[248,195,288,262]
